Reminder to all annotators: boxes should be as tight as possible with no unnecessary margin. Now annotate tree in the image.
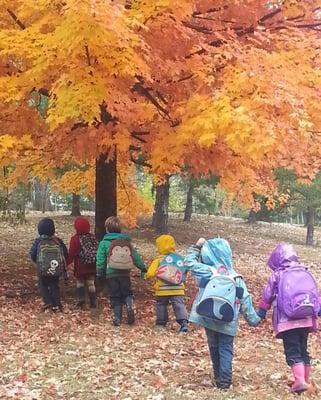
[152,176,170,234]
[275,169,321,245]
[1,0,321,233]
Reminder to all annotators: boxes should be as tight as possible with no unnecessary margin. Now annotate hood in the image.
[74,217,90,234]
[38,218,55,236]
[200,238,234,272]
[267,243,299,271]
[103,232,130,241]
[156,235,176,255]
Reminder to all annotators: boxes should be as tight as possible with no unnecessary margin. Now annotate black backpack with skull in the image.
[36,237,66,277]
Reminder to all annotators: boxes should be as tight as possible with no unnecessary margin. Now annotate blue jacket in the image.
[184,239,260,336]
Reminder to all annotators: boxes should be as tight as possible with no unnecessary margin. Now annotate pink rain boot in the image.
[291,363,308,394]
[304,364,311,384]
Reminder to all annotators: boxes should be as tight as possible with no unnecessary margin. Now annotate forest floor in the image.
[0,213,321,400]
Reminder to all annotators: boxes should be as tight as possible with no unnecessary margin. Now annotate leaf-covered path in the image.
[0,214,320,399]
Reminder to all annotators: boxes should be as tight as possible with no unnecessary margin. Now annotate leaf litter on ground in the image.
[0,213,320,399]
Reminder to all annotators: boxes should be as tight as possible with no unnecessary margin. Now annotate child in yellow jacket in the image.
[146,234,188,333]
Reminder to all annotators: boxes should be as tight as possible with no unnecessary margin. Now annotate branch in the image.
[258,8,282,24]
[7,9,26,30]
[85,45,91,66]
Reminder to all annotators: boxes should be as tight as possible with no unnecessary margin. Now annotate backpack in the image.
[155,253,186,285]
[107,239,135,270]
[37,237,66,277]
[196,266,244,322]
[79,233,98,265]
[277,266,320,319]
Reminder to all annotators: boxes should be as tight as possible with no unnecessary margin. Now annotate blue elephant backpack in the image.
[196,266,243,322]
[155,253,186,285]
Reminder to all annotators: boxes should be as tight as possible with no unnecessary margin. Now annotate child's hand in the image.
[196,237,206,248]
[257,308,266,320]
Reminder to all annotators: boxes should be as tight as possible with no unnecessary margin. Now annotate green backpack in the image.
[37,238,66,277]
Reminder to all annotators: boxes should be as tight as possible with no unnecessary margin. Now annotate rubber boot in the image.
[112,304,122,326]
[124,296,135,325]
[304,365,311,384]
[88,292,97,309]
[291,363,308,394]
[178,319,188,333]
[76,287,86,308]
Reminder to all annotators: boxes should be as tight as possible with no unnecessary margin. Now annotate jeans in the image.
[156,295,188,325]
[205,328,234,388]
[38,276,61,308]
[105,276,132,308]
[282,328,310,366]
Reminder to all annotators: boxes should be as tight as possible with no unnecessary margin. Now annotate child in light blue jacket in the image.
[184,237,260,390]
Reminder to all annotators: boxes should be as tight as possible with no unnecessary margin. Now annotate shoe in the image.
[76,287,86,308]
[42,304,52,312]
[52,306,63,313]
[291,363,308,394]
[112,305,122,326]
[217,383,231,390]
[178,320,188,333]
[89,292,97,309]
[304,364,311,384]
[124,296,135,325]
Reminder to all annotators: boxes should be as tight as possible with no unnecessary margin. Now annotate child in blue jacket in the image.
[184,237,260,390]
[30,218,68,312]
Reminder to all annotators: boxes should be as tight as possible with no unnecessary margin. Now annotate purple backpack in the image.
[278,266,319,319]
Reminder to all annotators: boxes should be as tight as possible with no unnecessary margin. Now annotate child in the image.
[30,218,68,312]
[67,217,98,309]
[96,216,146,326]
[184,237,260,390]
[257,243,320,394]
[146,234,188,333]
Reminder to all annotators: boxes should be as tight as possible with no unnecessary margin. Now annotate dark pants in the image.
[205,328,234,388]
[38,276,61,308]
[156,295,188,325]
[282,328,310,366]
[105,276,133,308]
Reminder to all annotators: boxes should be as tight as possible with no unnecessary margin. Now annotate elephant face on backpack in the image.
[196,269,244,322]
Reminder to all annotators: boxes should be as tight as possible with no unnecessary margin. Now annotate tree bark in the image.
[70,193,81,216]
[152,176,170,233]
[184,181,194,222]
[95,152,117,240]
[306,206,314,246]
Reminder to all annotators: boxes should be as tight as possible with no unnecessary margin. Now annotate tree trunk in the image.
[152,177,170,234]
[70,193,81,216]
[32,179,52,212]
[184,181,194,222]
[95,152,117,240]
[248,209,257,224]
[306,206,314,246]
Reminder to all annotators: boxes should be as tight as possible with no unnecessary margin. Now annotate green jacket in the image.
[96,232,146,278]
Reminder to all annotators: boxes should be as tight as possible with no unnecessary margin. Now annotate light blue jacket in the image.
[184,239,260,336]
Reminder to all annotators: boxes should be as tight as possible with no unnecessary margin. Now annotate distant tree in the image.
[276,169,321,246]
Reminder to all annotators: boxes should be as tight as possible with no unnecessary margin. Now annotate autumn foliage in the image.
[1,0,321,215]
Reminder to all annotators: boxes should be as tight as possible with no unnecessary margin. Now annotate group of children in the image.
[30,216,321,394]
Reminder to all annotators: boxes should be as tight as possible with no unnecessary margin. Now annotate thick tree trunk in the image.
[95,152,117,240]
[184,181,194,222]
[32,179,52,212]
[152,177,170,234]
[306,206,314,246]
[70,193,81,216]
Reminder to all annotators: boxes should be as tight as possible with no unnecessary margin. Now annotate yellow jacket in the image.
[146,235,185,296]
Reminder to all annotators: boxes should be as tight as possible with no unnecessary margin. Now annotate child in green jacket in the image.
[96,216,146,326]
